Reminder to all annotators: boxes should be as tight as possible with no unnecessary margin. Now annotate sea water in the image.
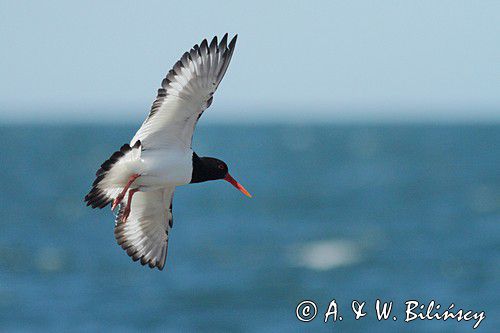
[0,124,498,332]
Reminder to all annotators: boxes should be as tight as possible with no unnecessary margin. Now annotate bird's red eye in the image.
[218,164,225,170]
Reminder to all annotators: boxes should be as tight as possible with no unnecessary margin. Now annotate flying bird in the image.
[84,34,250,270]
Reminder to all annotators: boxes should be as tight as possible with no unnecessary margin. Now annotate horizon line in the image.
[1,104,499,125]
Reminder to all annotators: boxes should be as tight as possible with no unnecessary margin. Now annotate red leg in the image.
[121,188,139,223]
[111,173,140,210]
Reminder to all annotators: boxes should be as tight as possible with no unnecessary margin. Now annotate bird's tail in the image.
[84,141,142,209]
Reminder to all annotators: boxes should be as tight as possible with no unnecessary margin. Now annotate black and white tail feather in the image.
[84,140,142,209]
[84,34,238,270]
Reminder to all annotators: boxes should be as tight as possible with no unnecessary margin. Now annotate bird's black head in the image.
[195,156,228,181]
[191,153,251,197]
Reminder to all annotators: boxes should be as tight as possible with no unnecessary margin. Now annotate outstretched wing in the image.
[131,34,238,149]
[114,187,174,270]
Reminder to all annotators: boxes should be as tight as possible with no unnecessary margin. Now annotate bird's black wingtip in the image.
[229,34,237,49]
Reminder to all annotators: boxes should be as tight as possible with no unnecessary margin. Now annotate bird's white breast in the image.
[138,148,193,188]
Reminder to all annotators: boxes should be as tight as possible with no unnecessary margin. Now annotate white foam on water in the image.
[36,247,64,272]
[290,239,361,271]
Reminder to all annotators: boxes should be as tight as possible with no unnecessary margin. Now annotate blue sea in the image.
[0,124,498,332]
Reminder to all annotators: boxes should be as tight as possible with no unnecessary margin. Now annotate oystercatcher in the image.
[84,34,251,270]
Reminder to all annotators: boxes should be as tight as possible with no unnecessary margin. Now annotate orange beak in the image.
[224,173,252,198]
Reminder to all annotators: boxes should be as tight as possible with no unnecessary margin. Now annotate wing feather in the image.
[131,34,237,149]
[114,187,174,270]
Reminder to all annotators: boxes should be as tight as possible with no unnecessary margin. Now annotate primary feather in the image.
[131,34,237,149]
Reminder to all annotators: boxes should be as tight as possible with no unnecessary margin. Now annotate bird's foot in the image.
[111,195,124,211]
[121,206,131,223]
[111,173,140,211]
[120,188,139,223]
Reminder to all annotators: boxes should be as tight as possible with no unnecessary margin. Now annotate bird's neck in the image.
[190,152,209,183]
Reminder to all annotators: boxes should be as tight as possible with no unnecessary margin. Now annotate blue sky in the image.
[0,0,498,123]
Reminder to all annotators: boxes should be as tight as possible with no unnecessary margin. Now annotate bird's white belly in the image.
[138,149,192,188]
